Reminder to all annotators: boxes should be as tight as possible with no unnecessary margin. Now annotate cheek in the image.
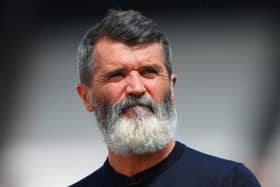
[98,83,126,102]
[145,79,169,100]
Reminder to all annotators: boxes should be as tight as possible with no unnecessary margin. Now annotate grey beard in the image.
[93,92,177,155]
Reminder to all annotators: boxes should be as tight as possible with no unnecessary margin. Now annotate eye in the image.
[140,68,158,79]
[107,71,125,82]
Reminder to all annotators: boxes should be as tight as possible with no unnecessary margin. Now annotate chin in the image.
[104,116,175,156]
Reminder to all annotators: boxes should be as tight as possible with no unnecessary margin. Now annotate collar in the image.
[102,141,185,186]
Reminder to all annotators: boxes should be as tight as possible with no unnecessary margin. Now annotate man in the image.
[71,9,261,187]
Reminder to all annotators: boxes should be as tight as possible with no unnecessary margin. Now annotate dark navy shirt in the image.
[70,141,261,187]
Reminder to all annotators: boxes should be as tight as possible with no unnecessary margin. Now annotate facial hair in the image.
[93,90,177,155]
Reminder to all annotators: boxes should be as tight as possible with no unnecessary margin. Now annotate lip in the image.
[122,105,153,117]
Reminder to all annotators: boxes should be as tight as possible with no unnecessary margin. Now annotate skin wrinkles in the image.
[87,37,175,109]
[93,64,169,83]
[76,36,177,176]
[92,37,168,80]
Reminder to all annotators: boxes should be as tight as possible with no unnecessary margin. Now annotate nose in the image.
[125,71,146,97]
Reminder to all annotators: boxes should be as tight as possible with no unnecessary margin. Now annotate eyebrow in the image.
[104,67,125,77]
[102,63,165,78]
[139,64,163,72]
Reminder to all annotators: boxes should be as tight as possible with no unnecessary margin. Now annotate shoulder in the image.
[175,142,261,187]
[221,163,261,187]
[180,143,238,172]
[69,166,105,187]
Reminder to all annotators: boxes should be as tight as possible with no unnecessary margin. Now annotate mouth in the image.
[122,105,154,118]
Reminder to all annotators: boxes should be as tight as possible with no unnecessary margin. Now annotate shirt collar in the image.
[102,141,185,186]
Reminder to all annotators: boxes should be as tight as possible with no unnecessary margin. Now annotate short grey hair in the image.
[77,9,173,86]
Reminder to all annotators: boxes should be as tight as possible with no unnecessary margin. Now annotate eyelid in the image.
[141,66,160,73]
[106,70,126,81]
[108,71,124,77]
[141,69,157,75]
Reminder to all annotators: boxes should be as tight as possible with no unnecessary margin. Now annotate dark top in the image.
[70,141,261,187]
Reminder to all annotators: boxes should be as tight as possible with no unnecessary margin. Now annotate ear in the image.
[170,74,177,101]
[76,83,94,112]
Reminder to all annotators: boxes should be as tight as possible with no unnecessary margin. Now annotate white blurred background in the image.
[1,2,279,187]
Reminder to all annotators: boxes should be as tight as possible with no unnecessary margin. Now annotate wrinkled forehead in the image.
[92,37,165,67]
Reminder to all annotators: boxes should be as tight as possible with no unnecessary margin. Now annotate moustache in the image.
[114,95,158,117]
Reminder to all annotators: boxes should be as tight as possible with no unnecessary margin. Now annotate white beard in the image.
[94,91,177,155]
[100,106,177,155]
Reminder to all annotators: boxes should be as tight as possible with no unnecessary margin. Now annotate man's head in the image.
[77,9,173,87]
[76,9,177,155]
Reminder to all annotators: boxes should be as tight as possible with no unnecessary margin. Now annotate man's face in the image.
[91,37,175,111]
[77,37,177,155]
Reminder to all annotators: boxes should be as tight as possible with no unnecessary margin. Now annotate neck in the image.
[107,140,175,177]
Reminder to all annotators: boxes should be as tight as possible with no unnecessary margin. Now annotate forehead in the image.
[92,37,165,69]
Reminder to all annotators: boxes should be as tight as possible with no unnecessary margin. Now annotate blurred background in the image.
[0,1,279,186]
